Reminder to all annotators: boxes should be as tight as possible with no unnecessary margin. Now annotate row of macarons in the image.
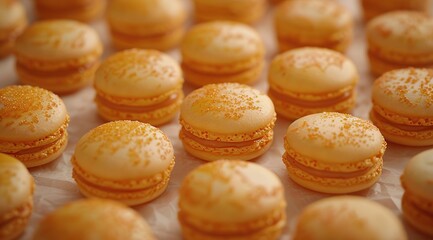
[2,137,432,239]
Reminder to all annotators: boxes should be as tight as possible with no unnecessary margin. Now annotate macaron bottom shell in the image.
[0,196,33,240]
[402,193,433,237]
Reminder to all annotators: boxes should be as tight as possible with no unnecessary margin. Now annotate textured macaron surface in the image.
[402,149,433,200]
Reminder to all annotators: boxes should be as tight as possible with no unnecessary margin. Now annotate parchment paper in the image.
[0,1,430,239]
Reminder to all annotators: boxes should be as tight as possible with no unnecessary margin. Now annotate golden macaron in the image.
[34,0,105,22]
[0,153,34,240]
[107,0,186,51]
[401,149,433,237]
[178,160,286,240]
[268,47,358,120]
[283,112,386,194]
[94,49,184,126]
[366,11,433,76]
[14,20,103,94]
[180,21,265,86]
[293,196,407,240]
[361,0,429,22]
[0,85,69,168]
[72,120,175,206]
[192,0,266,24]
[370,68,433,146]
[179,83,276,161]
[0,0,27,58]
[274,0,353,53]
[33,198,156,240]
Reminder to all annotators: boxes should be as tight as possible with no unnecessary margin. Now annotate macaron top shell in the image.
[295,196,407,240]
[366,11,433,54]
[15,20,101,61]
[372,68,433,118]
[94,49,183,98]
[179,160,285,223]
[180,83,275,134]
[0,153,33,215]
[0,85,68,142]
[275,0,352,37]
[286,112,385,164]
[33,198,155,240]
[181,21,264,65]
[269,47,358,93]
[401,149,433,200]
[0,0,25,30]
[74,121,174,181]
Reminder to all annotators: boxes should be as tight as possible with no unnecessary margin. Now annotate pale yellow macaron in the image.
[94,49,184,126]
[192,0,266,24]
[283,112,386,194]
[274,0,353,53]
[293,196,407,240]
[268,47,358,120]
[366,11,433,76]
[72,121,175,206]
[0,0,27,58]
[179,83,276,161]
[15,20,103,94]
[370,68,433,146]
[33,198,156,240]
[34,0,105,22]
[181,21,265,86]
[0,153,34,240]
[107,0,186,51]
[178,160,286,240]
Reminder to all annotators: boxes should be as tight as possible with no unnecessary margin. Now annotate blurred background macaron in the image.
[179,83,276,161]
[178,160,286,240]
[34,0,105,22]
[361,0,429,22]
[72,121,175,206]
[33,198,156,240]
[0,153,34,240]
[283,112,386,194]
[14,20,103,94]
[0,85,69,168]
[0,0,27,59]
[94,49,184,126]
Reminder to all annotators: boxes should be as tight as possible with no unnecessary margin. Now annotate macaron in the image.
[268,47,358,120]
[192,0,266,24]
[107,0,186,51]
[274,0,353,53]
[401,149,433,237]
[0,85,69,168]
[293,196,407,240]
[366,11,433,76]
[361,0,429,22]
[0,0,27,58]
[14,20,103,94]
[94,49,184,126]
[180,21,265,86]
[370,68,433,146]
[179,83,276,161]
[0,153,34,240]
[34,0,105,22]
[33,198,156,240]
[71,120,175,206]
[178,160,286,240]
[283,112,386,194]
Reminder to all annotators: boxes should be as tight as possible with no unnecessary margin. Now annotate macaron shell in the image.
[15,20,101,61]
[94,49,183,98]
[180,83,275,135]
[293,196,407,240]
[268,47,358,94]
[0,0,26,31]
[402,193,433,237]
[0,85,68,142]
[401,149,433,200]
[74,121,174,181]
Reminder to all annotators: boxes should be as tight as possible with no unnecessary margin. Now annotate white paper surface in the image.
[0,1,430,239]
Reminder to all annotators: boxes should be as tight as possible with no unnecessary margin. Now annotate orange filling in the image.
[368,49,433,67]
[269,88,352,108]
[181,129,263,148]
[286,154,372,179]
[17,60,98,77]
[111,24,182,40]
[96,92,180,113]
[372,110,433,131]
[182,61,260,76]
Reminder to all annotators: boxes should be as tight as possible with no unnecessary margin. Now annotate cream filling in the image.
[96,92,180,113]
[286,154,372,179]
[111,24,183,40]
[181,128,264,148]
[269,88,352,108]
[182,61,261,76]
[372,110,433,131]
[17,60,98,77]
